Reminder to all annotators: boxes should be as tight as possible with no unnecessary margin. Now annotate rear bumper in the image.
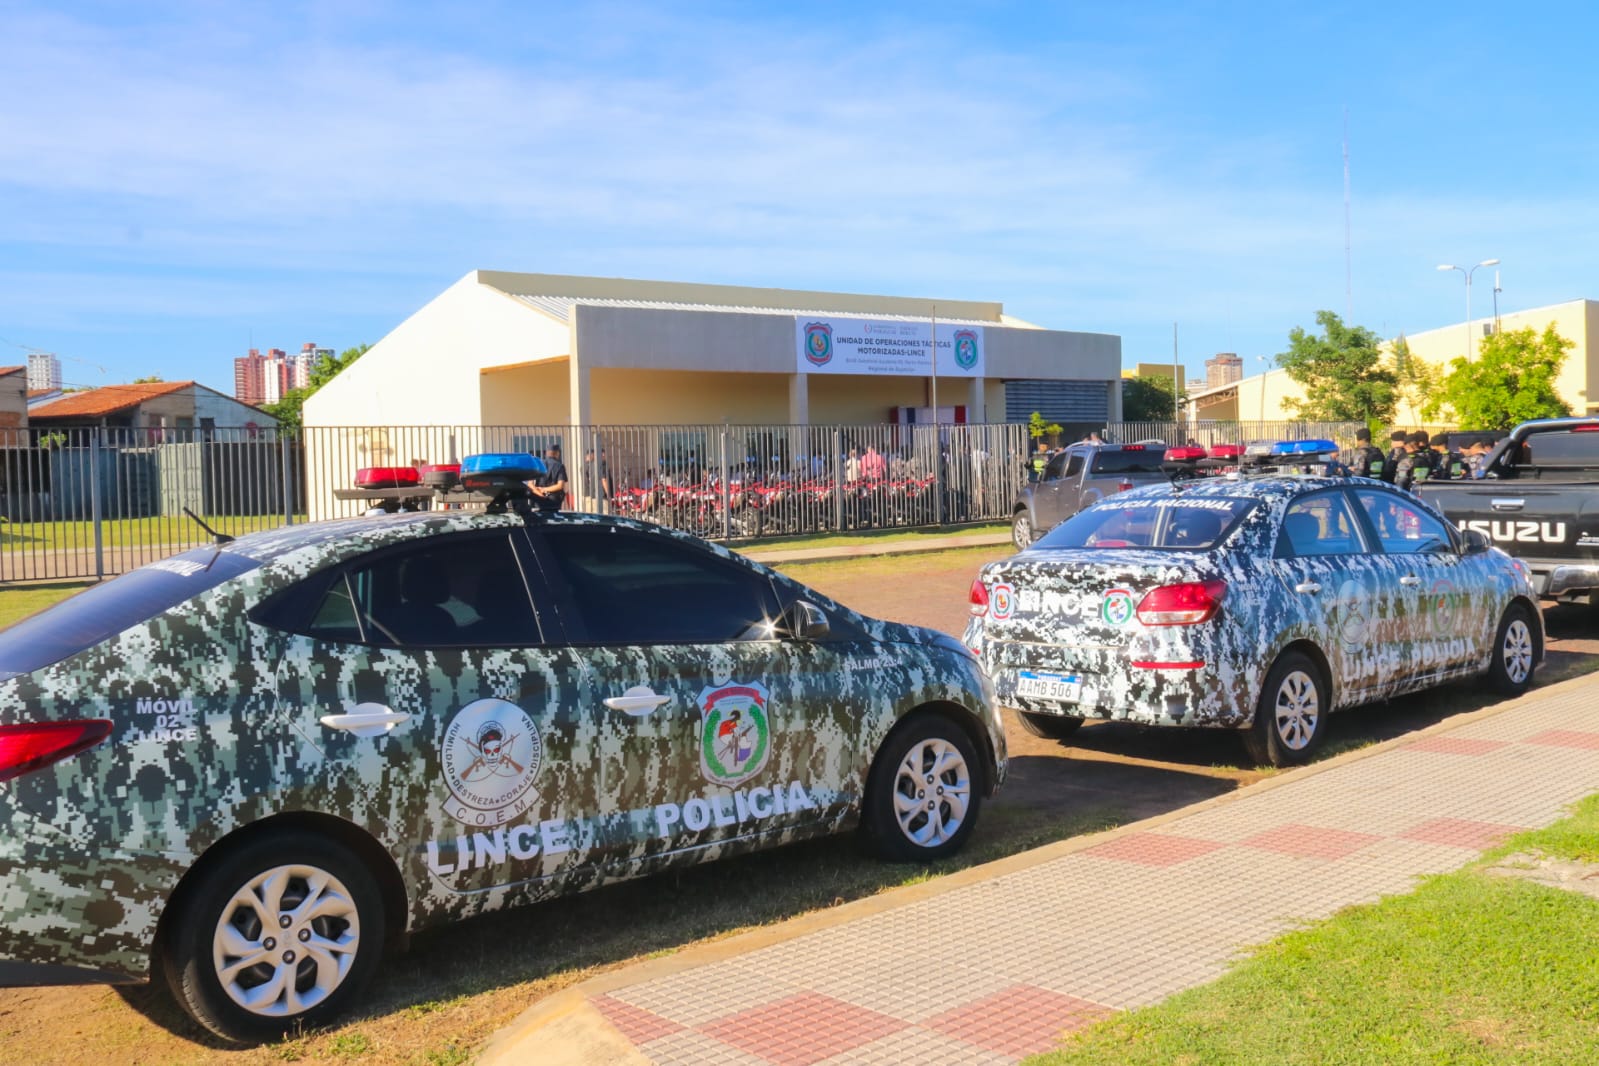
[986,654,1253,730]
[1537,564,1599,599]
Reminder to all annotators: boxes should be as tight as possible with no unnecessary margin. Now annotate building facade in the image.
[234,345,326,406]
[26,353,61,391]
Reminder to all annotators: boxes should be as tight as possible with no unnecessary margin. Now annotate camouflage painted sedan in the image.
[965,473,1542,767]
[0,508,1004,1042]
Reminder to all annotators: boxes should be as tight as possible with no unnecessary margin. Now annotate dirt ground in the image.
[4,546,1596,1065]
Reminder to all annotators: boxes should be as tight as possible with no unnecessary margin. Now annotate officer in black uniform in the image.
[1394,431,1436,491]
[1349,427,1388,479]
[530,443,568,512]
[1384,430,1407,483]
[1431,435,1468,480]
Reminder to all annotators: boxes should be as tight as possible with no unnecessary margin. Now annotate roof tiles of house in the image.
[0,366,23,377]
[28,380,192,419]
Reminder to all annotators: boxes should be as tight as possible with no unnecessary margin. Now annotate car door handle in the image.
[320,704,410,738]
[604,686,671,715]
[1490,498,1524,512]
[1400,575,1422,587]
[1294,581,1322,594]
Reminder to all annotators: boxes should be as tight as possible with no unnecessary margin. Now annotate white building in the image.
[27,352,62,391]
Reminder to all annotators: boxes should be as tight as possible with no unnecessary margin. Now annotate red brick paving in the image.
[1523,729,1599,751]
[1407,736,1511,756]
[924,984,1113,1058]
[591,994,685,1045]
[1400,818,1527,850]
[697,992,908,1066]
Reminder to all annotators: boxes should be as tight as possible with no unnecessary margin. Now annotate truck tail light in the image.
[0,720,113,785]
[969,579,990,617]
[1136,580,1228,625]
[1117,478,1134,493]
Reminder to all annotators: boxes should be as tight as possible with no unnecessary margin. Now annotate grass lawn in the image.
[735,521,1008,554]
[1031,794,1599,1065]
[0,581,91,628]
[0,514,299,549]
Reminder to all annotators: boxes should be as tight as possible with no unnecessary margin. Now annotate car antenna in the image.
[182,508,235,544]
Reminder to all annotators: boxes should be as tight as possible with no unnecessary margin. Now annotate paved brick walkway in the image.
[482,673,1599,1066]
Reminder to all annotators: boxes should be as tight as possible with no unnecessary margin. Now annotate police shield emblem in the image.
[698,681,772,786]
[803,322,834,366]
[953,329,979,370]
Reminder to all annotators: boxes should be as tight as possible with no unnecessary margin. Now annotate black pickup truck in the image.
[1416,416,1599,603]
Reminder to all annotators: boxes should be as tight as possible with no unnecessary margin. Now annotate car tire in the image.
[161,831,386,1044]
[1487,604,1537,697]
[1015,710,1083,740]
[864,715,983,863]
[1012,511,1033,550]
[1243,651,1326,768]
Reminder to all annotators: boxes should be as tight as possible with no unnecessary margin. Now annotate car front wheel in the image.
[1487,604,1536,697]
[865,715,983,862]
[1012,511,1033,550]
[1243,651,1326,768]
[162,832,386,1044]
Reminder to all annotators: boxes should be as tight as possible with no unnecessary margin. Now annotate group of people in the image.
[1337,427,1493,489]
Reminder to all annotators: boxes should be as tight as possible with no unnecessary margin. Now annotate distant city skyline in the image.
[5,3,1598,397]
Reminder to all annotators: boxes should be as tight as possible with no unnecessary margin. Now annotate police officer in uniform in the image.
[1384,430,1407,483]
[530,443,568,512]
[1431,435,1467,480]
[1394,431,1436,491]
[1349,427,1387,479]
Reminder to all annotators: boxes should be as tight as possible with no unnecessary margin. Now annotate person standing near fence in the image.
[529,444,567,512]
[861,445,886,482]
[1349,427,1387,480]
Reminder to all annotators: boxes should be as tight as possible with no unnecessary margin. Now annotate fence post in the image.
[837,421,850,530]
[720,430,731,540]
[933,424,945,527]
[89,429,104,579]
[280,430,293,527]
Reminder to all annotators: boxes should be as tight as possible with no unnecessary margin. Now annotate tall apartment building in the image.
[234,344,331,405]
[27,352,62,391]
[1204,352,1243,388]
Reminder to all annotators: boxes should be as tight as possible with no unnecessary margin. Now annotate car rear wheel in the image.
[1487,604,1536,697]
[162,832,386,1044]
[864,715,983,862]
[1243,651,1326,768]
[1015,709,1084,740]
[1012,511,1033,550]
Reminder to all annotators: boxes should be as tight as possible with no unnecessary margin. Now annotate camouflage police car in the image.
[0,455,1005,1042]
[966,441,1542,768]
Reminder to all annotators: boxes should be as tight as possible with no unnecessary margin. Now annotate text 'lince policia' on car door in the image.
[531,524,861,871]
[267,529,621,912]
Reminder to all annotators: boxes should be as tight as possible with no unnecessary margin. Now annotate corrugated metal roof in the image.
[509,294,998,328]
[29,380,193,419]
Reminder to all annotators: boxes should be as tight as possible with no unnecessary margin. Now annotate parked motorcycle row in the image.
[607,469,945,538]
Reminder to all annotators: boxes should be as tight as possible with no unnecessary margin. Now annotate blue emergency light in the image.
[1271,439,1338,456]
[460,453,547,481]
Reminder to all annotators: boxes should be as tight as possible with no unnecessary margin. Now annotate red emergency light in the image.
[354,466,421,489]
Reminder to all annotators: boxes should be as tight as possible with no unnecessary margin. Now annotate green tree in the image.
[1421,325,1572,430]
[132,374,164,383]
[1121,375,1178,422]
[262,343,370,430]
[1027,411,1063,442]
[1390,334,1442,430]
[1277,311,1397,424]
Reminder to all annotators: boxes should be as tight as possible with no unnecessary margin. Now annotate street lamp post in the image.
[1436,258,1500,360]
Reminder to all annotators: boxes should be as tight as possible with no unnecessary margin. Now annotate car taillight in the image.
[0,720,113,785]
[1117,479,1133,493]
[969,578,990,617]
[1135,580,1228,625]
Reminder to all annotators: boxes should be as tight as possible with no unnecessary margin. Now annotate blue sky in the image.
[3,1,1596,394]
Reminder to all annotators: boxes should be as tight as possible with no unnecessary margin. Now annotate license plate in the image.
[1016,670,1081,703]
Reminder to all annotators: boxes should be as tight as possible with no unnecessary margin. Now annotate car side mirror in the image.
[1462,528,1492,555]
[786,600,831,641]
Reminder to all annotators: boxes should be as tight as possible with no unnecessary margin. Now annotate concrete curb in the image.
[476,666,1599,1065]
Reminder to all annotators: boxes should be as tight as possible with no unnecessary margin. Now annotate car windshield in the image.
[0,546,261,680]
[1036,497,1256,550]
[1089,448,1167,475]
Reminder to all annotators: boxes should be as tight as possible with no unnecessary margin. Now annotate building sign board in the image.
[796,318,985,377]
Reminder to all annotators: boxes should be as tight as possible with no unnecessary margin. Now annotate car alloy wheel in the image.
[865,715,983,862]
[1488,604,1536,697]
[1012,512,1033,550]
[1244,651,1326,768]
[212,864,361,1018]
[164,832,386,1043]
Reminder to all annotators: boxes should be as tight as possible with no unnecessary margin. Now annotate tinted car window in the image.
[1089,448,1166,474]
[1036,497,1255,550]
[0,547,262,679]
[1063,453,1085,478]
[540,526,778,644]
[1278,492,1366,558]
[301,533,542,647]
[1043,452,1070,480]
[1519,428,1599,466]
[1353,489,1453,554]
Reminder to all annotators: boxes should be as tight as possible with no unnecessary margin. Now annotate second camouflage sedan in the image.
[966,472,1542,767]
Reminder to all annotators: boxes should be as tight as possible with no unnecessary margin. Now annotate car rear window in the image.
[0,547,261,680]
[1089,448,1167,475]
[1517,427,1599,467]
[1036,497,1257,550]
